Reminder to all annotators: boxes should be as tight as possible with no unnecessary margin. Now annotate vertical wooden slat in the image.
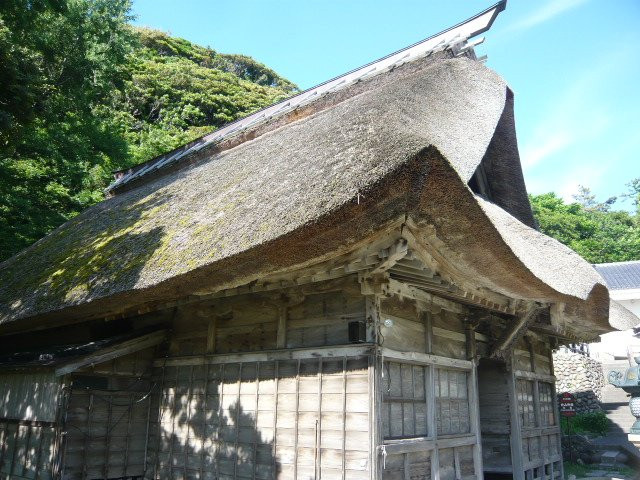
[411,365,417,436]
[215,363,226,478]
[316,358,323,480]
[82,393,93,480]
[454,447,461,480]
[33,426,45,480]
[341,357,347,480]
[20,423,33,478]
[184,365,195,479]
[547,349,564,480]
[124,392,134,477]
[103,393,113,480]
[272,361,279,480]
[252,362,260,480]
[424,311,433,354]
[508,356,525,480]
[404,452,410,480]
[143,385,153,477]
[427,365,436,439]
[372,352,381,480]
[8,422,20,478]
[168,368,179,480]
[207,318,217,354]
[0,421,8,474]
[429,361,440,480]
[277,306,287,349]
[233,363,243,480]
[293,359,301,480]
[200,362,210,480]
[431,448,440,480]
[153,364,167,480]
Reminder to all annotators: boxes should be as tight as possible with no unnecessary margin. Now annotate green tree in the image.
[530,185,640,264]
[0,7,297,262]
[0,0,134,261]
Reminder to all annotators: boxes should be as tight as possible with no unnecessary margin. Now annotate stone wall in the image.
[553,351,605,414]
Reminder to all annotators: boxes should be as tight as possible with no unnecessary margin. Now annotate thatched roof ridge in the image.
[108,1,507,194]
[0,52,615,339]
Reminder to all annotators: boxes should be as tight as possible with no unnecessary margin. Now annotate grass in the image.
[564,461,637,479]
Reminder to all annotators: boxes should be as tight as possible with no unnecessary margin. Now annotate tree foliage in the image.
[0,1,297,262]
[530,183,640,264]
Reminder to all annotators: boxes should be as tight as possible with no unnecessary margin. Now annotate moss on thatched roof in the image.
[0,53,616,337]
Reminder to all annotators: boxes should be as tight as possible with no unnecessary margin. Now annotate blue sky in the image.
[132,0,640,209]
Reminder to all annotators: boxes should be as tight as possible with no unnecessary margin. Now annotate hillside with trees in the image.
[0,0,297,261]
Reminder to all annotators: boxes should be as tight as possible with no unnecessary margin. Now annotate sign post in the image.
[559,392,576,461]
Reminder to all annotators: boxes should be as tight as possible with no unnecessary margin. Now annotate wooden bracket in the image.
[490,305,543,361]
[369,237,409,275]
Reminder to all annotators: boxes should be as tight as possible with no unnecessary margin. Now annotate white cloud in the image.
[508,0,589,32]
[521,131,572,168]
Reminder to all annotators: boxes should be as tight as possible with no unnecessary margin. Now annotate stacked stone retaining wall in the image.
[553,351,605,414]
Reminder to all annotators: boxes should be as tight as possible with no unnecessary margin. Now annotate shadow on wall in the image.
[0,371,61,478]
[145,358,369,480]
[147,363,279,480]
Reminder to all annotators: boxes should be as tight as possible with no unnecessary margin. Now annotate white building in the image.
[591,261,640,361]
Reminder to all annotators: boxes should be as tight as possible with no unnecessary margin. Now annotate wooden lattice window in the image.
[382,362,428,439]
[539,382,556,426]
[435,368,470,435]
[517,379,536,428]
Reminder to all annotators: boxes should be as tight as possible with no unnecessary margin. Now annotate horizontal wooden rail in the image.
[153,343,375,367]
[381,434,476,454]
[380,347,473,370]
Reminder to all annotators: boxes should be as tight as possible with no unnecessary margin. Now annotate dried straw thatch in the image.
[0,52,616,338]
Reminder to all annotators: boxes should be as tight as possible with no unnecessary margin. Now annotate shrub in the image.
[561,411,609,436]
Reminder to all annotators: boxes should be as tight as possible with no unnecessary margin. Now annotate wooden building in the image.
[0,3,634,479]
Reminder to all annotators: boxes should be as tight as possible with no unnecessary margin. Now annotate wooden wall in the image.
[60,348,156,480]
[0,372,62,480]
[170,278,365,357]
[378,296,480,480]
[146,354,371,480]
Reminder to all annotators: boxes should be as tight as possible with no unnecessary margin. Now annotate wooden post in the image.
[207,318,217,353]
[508,355,525,480]
[548,348,564,480]
[277,306,287,349]
[423,311,433,355]
[467,319,483,480]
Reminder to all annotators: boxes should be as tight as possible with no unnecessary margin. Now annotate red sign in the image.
[559,392,576,417]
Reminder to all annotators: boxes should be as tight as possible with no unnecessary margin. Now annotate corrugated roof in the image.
[594,261,640,290]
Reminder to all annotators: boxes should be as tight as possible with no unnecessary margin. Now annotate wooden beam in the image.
[381,434,476,455]
[153,344,374,367]
[370,238,409,275]
[513,370,556,383]
[491,307,542,360]
[55,330,167,376]
[380,347,473,370]
[384,278,466,314]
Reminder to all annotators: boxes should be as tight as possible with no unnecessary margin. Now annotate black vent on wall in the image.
[348,321,366,343]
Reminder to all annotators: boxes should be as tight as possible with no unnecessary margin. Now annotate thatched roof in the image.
[0,43,615,339]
